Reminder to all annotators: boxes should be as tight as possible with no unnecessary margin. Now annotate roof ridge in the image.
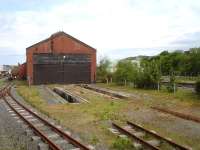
[26,31,96,51]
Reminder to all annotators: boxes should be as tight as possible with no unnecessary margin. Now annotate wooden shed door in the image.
[33,54,91,84]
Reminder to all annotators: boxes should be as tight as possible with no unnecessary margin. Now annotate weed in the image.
[90,135,100,145]
[111,137,135,150]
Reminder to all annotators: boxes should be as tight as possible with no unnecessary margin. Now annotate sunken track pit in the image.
[110,121,191,150]
[0,86,91,150]
[79,84,129,99]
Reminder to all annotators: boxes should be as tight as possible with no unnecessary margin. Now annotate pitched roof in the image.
[26,31,96,51]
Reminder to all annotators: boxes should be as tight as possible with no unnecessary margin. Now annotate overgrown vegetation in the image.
[195,80,200,95]
[111,137,134,150]
[97,56,112,83]
[150,48,200,76]
[114,60,138,86]
[15,81,200,149]
[97,47,200,93]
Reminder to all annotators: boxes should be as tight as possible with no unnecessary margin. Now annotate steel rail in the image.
[127,121,190,150]
[4,97,61,150]
[0,84,11,98]
[8,90,90,150]
[152,106,200,124]
[112,123,160,150]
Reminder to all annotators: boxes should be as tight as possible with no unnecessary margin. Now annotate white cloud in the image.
[1,0,200,64]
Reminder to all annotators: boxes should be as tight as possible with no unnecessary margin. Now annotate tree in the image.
[114,60,138,86]
[135,59,161,89]
[96,56,112,83]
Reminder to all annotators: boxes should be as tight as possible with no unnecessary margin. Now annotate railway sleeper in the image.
[3,91,92,150]
[133,142,142,150]
[38,142,49,150]
[146,139,160,147]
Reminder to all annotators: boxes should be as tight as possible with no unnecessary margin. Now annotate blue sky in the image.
[0,0,200,65]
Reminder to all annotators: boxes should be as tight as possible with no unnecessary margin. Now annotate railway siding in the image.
[0,85,93,150]
[110,121,191,150]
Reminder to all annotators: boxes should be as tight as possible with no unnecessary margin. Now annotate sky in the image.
[0,0,200,65]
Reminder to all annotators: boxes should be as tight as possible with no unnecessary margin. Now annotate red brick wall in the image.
[26,34,96,84]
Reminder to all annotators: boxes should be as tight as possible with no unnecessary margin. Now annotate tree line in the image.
[97,47,200,93]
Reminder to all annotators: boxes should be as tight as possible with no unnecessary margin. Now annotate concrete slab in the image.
[123,125,132,130]
[64,130,71,136]
[108,128,120,134]
[133,142,142,150]
[18,110,26,112]
[26,129,34,136]
[24,115,33,119]
[47,133,59,139]
[146,139,160,147]
[11,113,17,116]
[34,123,44,128]
[31,136,41,142]
[87,145,95,150]
[38,143,49,150]
[134,132,145,137]
[28,118,38,122]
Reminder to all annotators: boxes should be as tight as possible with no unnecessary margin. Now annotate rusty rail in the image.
[80,84,128,99]
[127,121,190,150]
[0,83,12,98]
[4,97,61,150]
[152,106,200,124]
[112,122,160,150]
[8,92,90,150]
[1,85,90,150]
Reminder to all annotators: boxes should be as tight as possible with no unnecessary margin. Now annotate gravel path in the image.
[0,99,29,150]
[37,85,67,104]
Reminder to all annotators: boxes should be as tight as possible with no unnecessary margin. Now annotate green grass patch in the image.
[15,81,200,149]
[16,84,46,111]
[111,137,135,150]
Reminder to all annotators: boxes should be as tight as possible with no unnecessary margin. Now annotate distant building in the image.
[3,65,12,72]
[0,65,13,75]
[122,55,148,67]
[0,65,3,72]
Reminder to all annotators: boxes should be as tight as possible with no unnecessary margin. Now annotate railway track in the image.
[0,85,91,150]
[152,106,200,124]
[0,83,11,97]
[111,121,191,150]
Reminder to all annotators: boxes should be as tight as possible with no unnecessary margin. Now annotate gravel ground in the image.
[37,85,67,104]
[0,99,29,150]
[11,86,90,149]
[123,106,200,149]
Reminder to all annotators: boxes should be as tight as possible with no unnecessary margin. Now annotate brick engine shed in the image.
[26,32,96,85]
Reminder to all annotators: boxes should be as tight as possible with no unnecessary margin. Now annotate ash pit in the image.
[53,87,79,103]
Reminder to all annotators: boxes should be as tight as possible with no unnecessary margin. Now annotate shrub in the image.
[195,80,200,95]
[167,71,177,93]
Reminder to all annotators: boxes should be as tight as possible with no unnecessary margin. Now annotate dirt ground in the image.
[15,81,200,150]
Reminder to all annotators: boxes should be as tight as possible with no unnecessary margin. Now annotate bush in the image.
[166,71,177,93]
[195,80,200,95]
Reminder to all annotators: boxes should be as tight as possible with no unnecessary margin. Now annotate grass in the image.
[0,78,6,87]
[97,83,200,107]
[162,76,198,84]
[15,81,131,149]
[14,81,200,149]
[111,137,135,150]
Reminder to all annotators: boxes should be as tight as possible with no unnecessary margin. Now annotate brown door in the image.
[33,64,63,84]
[33,54,91,84]
[63,63,91,84]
